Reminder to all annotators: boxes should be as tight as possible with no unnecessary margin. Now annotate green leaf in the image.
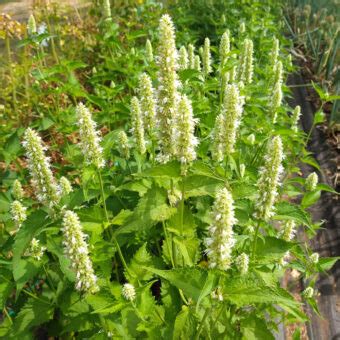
[126,243,154,285]
[184,175,222,198]
[173,306,196,340]
[274,202,311,227]
[0,268,14,310]
[256,236,293,261]
[301,190,321,208]
[144,267,217,303]
[318,257,340,272]
[241,316,274,340]
[9,298,53,336]
[115,185,168,235]
[137,161,181,178]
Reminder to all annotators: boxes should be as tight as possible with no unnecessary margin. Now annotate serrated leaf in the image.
[137,161,181,178]
[9,298,53,336]
[144,267,217,303]
[241,316,274,340]
[256,236,293,261]
[126,243,154,285]
[114,185,168,235]
[274,202,311,227]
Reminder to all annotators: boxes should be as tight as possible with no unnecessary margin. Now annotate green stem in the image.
[162,221,175,268]
[43,264,56,295]
[180,177,185,236]
[251,221,261,261]
[113,237,132,279]
[22,289,50,305]
[194,308,211,340]
[3,307,13,325]
[97,169,109,223]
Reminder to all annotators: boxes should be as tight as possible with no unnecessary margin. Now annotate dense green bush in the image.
[0,0,338,338]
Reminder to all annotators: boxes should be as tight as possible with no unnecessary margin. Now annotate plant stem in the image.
[194,308,211,340]
[251,221,261,260]
[97,169,109,223]
[3,307,13,325]
[180,177,185,236]
[43,264,56,295]
[162,221,175,268]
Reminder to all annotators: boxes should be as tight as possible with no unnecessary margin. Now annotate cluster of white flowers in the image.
[212,84,244,161]
[13,179,24,200]
[219,30,230,67]
[145,39,153,62]
[206,188,236,270]
[22,128,60,207]
[117,130,130,159]
[305,172,318,191]
[280,220,296,241]
[271,38,279,67]
[103,0,112,21]
[76,103,104,169]
[131,97,146,155]
[26,238,46,261]
[122,283,136,301]
[62,210,99,294]
[10,200,27,228]
[156,14,181,162]
[138,73,157,135]
[178,46,189,70]
[167,187,182,206]
[59,176,72,196]
[270,61,283,123]
[239,38,253,84]
[27,14,36,35]
[203,37,212,76]
[174,95,198,173]
[302,287,314,298]
[291,105,301,132]
[236,253,249,275]
[188,44,195,69]
[255,136,284,221]
[194,55,201,71]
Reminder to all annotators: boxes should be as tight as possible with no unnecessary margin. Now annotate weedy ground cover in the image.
[0,0,339,338]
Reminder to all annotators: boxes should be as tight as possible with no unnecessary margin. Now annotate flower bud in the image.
[13,180,24,200]
[60,176,72,196]
[122,283,136,301]
[305,172,318,191]
[10,200,27,228]
[236,253,249,275]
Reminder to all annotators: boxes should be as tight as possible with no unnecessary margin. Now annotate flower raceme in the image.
[188,44,195,69]
[239,38,253,84]
[212,84,244,161]
[203,37,212,76]
[156,14,180,162]
[117,130,130,159]
[130,97,146,155]
[122,283,136,301]
[22,128,60,208]
[76,103,104,169]
[62,210,99,294]
[59,176,72,196]
[305,172,318,191]
[138,73,156,135]
[255,136,284,221]
[219,30,230,67]
[10,200,27,228]
[145,39,153,63]
[12,179,24,200]
[174,95,198,173]
[178,46,189,70]
[206,188,236,271]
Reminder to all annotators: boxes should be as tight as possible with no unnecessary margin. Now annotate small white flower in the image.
[203,37,212,76]
[122,283,136,301]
